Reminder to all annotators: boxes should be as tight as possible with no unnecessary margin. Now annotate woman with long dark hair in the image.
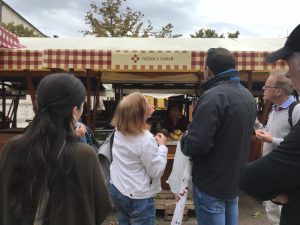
[0,73,111,225]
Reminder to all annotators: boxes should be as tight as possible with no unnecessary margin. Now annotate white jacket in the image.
[110,130,168,199]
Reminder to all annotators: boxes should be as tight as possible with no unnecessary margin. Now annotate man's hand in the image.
[255,129,273,143]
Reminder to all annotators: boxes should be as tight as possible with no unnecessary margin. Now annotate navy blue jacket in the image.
[181,73,256,199]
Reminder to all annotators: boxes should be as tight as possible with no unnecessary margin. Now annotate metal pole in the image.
[0,0,3,24]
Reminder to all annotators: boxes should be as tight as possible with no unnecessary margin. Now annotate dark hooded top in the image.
[240,118,300,225]
[0,137,112,225]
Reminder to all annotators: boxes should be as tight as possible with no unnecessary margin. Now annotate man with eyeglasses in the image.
[240,24,300,225]
[255,70,300,225]
[181,47,256,225]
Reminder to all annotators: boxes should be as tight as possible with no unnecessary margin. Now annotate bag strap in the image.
[109,130,115,162]
[288,101,298,127]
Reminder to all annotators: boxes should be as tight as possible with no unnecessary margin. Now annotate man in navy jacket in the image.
[181,47,256,225]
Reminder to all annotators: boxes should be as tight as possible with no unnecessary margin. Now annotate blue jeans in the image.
[193,184,239,225]
[109,183,155,225]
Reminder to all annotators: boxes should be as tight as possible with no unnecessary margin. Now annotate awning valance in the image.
[0,37,289,71]
[0,49,288,72]
[0,49,42,70]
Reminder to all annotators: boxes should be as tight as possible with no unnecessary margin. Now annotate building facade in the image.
[0,1,47,37]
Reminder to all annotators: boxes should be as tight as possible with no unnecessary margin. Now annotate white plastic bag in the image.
[166,141,189,194]
[171,160,192,225]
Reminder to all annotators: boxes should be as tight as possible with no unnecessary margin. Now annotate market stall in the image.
[0,37,288,125]
[0,36,289,183]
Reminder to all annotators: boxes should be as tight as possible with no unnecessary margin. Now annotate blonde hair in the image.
[111,92,149,136]
[270,69,295,95]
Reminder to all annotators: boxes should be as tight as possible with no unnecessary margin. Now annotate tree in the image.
[190,28,223,38]
[83,0,182,38]
[227,31,240,38]
[1,22,39,37]
[190,28,240,38]
[154,23,182,38]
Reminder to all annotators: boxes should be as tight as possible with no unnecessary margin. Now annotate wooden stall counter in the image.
[161,140,178,190]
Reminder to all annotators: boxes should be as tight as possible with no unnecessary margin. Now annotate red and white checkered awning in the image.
[0,37,289,71]
[0,26,25,49]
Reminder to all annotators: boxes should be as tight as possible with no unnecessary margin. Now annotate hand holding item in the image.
[155,133,168,145]
[255,129,273,143]
[159,128,169,137]
[254,117,263,130]
[75,124,86,137]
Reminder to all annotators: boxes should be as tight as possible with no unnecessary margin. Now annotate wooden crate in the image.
[155,190,194,221]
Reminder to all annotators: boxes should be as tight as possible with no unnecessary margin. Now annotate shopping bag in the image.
[171,160,192,225]
[167,141,189,194]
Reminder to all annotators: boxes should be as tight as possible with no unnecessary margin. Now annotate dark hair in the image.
[5,73,86,219]
[205,48,236,75]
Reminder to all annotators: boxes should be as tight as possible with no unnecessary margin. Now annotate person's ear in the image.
[204,67,215,81]
[207,67,214,76]
[72,106,79,120]
[275,88,282,96]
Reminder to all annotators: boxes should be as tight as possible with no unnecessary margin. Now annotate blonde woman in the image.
[109,92,168,225]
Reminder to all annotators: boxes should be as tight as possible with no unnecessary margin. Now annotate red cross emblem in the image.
[131,54,140,63]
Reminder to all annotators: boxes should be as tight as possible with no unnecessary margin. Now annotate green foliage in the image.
[155,23,182,38]
[83,0,182,38]
[190,28,223,38]
[1,22,39,37]
[190,28,240,38]
[252,211,262,218]
[227,31,240,38]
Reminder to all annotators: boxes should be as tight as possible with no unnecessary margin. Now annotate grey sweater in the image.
[256,99,300,155]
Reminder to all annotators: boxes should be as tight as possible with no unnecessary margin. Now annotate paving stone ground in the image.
[103,192,270,225]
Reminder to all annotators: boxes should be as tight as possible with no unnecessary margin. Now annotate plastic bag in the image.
[167,141,190,194]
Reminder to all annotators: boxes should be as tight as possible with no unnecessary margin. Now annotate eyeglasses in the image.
[262,85,279,90]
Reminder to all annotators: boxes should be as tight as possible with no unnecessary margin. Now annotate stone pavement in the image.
[103,192,270,225]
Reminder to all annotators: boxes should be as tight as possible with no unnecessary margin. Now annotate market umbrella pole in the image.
[171,159,192,225]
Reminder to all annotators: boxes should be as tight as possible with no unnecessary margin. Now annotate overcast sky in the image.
[4,0,300,38]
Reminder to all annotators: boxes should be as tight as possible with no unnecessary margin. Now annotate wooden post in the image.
[261,100,272,126]
[25,70,36,113]
[86,70,91,127]
[1,80,6,126]
[92,72,102,130]
[247,70,253,92]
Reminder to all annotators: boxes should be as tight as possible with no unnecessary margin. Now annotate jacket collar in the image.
[202,69,240,91]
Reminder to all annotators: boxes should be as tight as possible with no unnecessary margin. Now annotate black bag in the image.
[98,131,115,186]
[288,101,299,127]
[85,126,101,152]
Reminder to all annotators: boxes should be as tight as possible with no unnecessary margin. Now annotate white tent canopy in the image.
[19,37,285,52]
